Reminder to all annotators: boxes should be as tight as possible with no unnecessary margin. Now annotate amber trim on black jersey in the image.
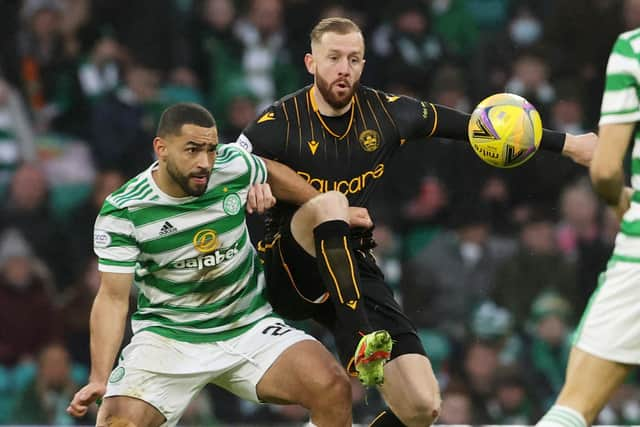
[243,84,443,239]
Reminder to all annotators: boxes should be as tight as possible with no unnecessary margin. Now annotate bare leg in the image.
[290,190,349,255]
[554,346,632,424]
[378,354,441,427]
[290,192,392,387]
[256,340,352,427]
[96,396,166,427]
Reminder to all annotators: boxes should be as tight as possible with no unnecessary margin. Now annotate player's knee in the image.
[313,363,351,404]
[306,191,348,219]
[98,415,139,427]
[321,190,348,208]
[401,393,441,426]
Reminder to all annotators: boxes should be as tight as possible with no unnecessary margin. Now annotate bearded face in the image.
[315,71,360,110]
[308,31,365,111]
[166,155,210,197]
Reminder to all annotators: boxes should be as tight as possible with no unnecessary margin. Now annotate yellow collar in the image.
[309,86,355,139]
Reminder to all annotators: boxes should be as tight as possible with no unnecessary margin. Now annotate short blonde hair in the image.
[310,17,362,46]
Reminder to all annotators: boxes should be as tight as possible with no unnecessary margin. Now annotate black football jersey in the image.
[240,84,438,238]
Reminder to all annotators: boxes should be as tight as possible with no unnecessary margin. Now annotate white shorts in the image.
[574,257,640,364]
[104,317,315,426]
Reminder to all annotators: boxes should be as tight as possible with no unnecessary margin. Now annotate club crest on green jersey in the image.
[223,193,242,215]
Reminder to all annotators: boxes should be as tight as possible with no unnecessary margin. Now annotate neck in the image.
[152,165,187,198]
[311,84,352,116]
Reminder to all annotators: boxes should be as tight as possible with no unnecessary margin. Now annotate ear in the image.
[153,137,168,161]
[304,53,314,75]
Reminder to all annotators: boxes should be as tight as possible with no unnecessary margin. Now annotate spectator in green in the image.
[492,208,577,331]
[0,78,37,196]
[233,0,300,110]
[489,366,542,425]
[522,291,573,411]
[11,343,86,425]
[430,0,479,58]
[190,0,245,121]
[18,0,86,137]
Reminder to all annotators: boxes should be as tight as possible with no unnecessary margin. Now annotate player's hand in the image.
[348,207,373,229]
[67,381,106,417]
[246,183,276,214]
[562,132,598,167]
[614,186,634,222]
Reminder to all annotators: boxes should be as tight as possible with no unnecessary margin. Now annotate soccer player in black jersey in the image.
[237,17,597,426]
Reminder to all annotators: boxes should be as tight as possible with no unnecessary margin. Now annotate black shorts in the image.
[258,224,426,367]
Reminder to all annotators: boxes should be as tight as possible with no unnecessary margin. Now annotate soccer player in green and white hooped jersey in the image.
[536,29,640,427]
[95,135,270,342]
[67,103,353,427]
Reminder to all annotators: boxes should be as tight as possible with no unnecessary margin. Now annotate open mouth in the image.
[334,81,349,90]
[190,174,209,185]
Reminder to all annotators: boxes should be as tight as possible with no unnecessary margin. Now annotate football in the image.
[467,93,543,168]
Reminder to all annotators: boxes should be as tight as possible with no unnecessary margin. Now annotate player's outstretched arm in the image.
[392,99,597,167]
[67,272,132,418]
[261,157,320,206]
[561,132,598,167]
[431,104,598,165]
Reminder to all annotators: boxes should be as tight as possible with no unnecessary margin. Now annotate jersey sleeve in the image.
[219,143,268,185]
[241,150,268,185]
[600,35,640,125]
[382,92,438,142]
[94,199,139,273]
[237,104,288,160]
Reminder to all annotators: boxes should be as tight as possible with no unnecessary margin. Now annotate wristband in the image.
[540,129,565,153]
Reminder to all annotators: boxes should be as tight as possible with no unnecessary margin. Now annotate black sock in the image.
[314,220,372,339]
[369,409,406,426]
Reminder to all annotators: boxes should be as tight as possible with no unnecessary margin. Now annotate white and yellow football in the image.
[467,93,543,168]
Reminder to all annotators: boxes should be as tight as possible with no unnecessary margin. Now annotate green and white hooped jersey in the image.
[601,28,640,258]
[94,144,272,342]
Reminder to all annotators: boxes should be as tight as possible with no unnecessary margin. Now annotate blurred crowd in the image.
[1,0,639,425]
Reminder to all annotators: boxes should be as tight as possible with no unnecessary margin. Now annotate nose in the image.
[337,57,350,76]
[197,151,214,170]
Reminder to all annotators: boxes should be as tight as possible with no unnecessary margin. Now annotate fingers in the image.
[255,184,265,214]
[246,184,277,214]
[355,211,371,227]
[67,390,94,417]
[348,207,373,228]
[67,399,88,417]
[67,384,104,418]
[246,185,258,214]
[262,183,276,210]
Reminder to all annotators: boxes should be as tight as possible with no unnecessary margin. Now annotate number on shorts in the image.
[262,322,292,336]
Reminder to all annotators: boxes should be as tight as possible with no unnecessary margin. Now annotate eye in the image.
[186,147,197,153]
[329,55,338,61]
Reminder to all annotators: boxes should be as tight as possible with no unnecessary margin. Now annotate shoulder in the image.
[244,100,289,137]
[618,28,640,43]
[240,88,311,151]
[276,85,312,106]
[103,168,155,211]
[358,85,421,108]
[358,85,396,103]
[215,143,261,171]
[213,143,266,185]
[256,86,309,120]
[613,29,640,58]
[217,142,246,158]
